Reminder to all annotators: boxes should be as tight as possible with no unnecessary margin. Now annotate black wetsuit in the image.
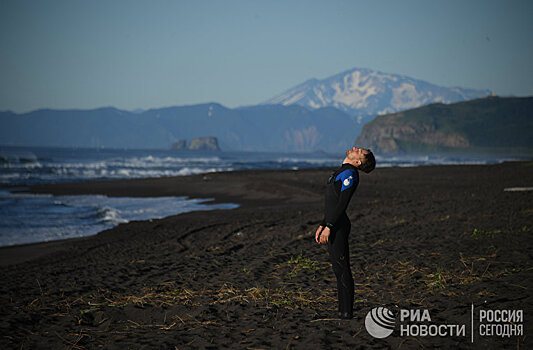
[321,163,358,318]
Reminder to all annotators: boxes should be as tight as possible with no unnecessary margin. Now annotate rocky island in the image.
[171,136,220,151]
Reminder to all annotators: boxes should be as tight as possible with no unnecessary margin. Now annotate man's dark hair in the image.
[358,150,376,173]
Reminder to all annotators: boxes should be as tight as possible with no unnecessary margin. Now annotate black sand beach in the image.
[1,163,532,349]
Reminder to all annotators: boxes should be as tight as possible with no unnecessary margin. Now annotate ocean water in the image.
[0,147,345,186]
[0,191,238,246]
[1,146,347,246]
[0,146,517,247]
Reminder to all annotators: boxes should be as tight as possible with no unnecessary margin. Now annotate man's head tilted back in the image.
[345,146,376,173]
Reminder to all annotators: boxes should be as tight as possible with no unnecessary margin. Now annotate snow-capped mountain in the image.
[263,67,492,123]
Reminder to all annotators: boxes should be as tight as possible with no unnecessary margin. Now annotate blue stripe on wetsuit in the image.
[335,168,358,192]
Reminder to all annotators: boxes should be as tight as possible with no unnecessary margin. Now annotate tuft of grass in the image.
[424,271,447,290]
[470,228,500,238]
[285,252,320,279]
[471,228,486,238]
[287,253,319,270]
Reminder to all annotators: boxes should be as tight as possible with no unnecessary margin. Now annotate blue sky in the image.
[1,0,532,113]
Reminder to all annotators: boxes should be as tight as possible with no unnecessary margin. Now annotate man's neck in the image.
[342,158,359,168]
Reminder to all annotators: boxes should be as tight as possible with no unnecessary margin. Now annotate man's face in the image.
[346,146,369,166]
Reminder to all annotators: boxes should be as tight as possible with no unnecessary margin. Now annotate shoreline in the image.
[0,163,506,253]
[1,162,532,348]
[1,167,325,266]
[21,167,329,205]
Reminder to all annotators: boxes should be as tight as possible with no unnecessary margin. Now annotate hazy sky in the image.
[1,0,532,113]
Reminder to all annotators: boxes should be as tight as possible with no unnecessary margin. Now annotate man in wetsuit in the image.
[315,146,376,319]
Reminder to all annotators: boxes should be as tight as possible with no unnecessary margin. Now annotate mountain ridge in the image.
[0,103,357,153]
[263,67,492,122]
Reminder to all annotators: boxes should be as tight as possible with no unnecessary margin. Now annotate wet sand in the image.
[0,163,532,349]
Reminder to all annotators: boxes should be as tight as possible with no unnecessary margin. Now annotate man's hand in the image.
[319,227,331,244]
[315,225,324,243]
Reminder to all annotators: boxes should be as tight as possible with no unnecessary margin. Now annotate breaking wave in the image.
[0,191,238,246]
